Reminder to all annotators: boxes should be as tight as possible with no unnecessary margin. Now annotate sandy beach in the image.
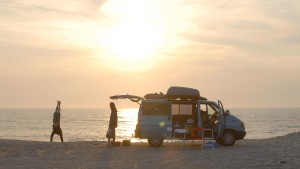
[0,132,299,169]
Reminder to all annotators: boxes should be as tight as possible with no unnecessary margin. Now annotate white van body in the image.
[110,86,246,147]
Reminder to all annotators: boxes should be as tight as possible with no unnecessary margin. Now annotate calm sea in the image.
[0,108,299,142]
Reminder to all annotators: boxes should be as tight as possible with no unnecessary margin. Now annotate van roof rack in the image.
[166,86,206,101]
[143,86,207,101]
[144,92,166,99]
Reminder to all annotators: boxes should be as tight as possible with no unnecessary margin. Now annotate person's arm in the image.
[55,102,59,113]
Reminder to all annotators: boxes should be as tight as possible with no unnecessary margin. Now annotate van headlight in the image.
[241,122,245,129]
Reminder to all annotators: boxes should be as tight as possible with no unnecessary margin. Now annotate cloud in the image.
[0,0,107,17]
[168,0,300,61]
[0,1,108,36]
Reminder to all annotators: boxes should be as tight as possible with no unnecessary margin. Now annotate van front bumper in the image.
[236,131,246,140]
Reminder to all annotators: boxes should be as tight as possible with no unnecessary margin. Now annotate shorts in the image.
[52,124,63,135]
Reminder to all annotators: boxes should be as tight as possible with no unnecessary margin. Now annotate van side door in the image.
[199,101,224,139]
[217,100,226,139]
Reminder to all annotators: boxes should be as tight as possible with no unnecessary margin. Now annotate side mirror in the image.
[225,110,230,116]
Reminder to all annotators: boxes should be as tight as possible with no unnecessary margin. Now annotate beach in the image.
[0,132,299,169]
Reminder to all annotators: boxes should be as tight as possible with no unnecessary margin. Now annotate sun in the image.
[96,0,168,71]
[102,20,163,71]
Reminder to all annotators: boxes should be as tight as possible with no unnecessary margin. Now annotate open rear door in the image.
[110,94,144,104]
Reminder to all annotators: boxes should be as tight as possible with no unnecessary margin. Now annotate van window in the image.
[172,104,193,115]
[142,102,171,116]
[201,103,219,116]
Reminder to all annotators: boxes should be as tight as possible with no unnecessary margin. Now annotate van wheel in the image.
[148,139,164,147]
[219,130,236,146]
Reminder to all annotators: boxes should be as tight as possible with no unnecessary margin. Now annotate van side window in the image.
[172,104,192,115]
[142,102,171,116]
[172,104,180,115]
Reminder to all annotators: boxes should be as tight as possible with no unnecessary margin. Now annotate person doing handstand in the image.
[50,101,64,142]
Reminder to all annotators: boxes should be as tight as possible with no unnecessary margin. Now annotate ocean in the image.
[0,108,299,142]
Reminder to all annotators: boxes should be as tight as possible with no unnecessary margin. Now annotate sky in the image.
[0,0,299,109]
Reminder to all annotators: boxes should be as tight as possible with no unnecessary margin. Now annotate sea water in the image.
[0,108,299,142]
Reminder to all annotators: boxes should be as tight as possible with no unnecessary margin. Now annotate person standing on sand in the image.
[50,101,64,142]
[107,102,118,146]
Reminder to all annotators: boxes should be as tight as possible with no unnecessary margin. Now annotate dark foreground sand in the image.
[0,132,299,169]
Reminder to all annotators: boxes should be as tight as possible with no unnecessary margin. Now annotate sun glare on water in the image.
[117,108,139,142]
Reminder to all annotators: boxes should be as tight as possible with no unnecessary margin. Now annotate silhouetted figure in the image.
[107,102,118,146]
[50,101,63,142]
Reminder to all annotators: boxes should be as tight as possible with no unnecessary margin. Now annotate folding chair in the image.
[173,128,187,149]
[191,127,203,147]
[202,128,214,150]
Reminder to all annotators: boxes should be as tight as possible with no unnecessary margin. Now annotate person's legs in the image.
[58,101,61,113]
[54,109,58,114]
[108,138,111,146]
[112,128,116,144]
[55,102,59,113]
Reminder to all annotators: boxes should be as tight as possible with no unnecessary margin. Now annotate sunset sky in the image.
[1,0,299,109]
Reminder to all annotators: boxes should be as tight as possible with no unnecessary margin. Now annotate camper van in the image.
[110,86,246,147]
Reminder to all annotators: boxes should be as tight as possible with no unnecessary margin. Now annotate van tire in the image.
[148,139,164,147]
[219,130,236,146]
